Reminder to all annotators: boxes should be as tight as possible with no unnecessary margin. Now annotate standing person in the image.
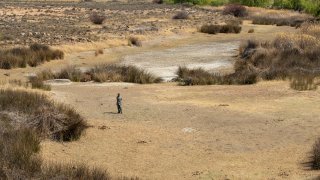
[116,93,122,114]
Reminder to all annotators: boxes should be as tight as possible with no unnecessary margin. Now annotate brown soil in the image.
[1,1,318,179]
[42,81,320,179]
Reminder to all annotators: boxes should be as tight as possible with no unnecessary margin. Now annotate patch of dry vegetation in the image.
[0,89,87,141]
[200,23,242,34]
[249,8,313,27]
[238,22,320,77]
[0,102,114,179]
[0,89,138,179]
[173,11,189,19]
[33,64,163,85]
[238,22,320,90]
[223,4,247,17]
[176,66,257,85]
[29,76,51,91]
[180,22,320,89]
[0,44,64,69]
[312,138,320,170]
[90,64,162,83]
[153,0,164,4]
[89,12,106,25]
[0,89,106,179]
[95,49,104,56]
[251,15,308,27]
[128,37,142,47]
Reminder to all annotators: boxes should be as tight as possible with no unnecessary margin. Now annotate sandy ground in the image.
[41,81,320,179]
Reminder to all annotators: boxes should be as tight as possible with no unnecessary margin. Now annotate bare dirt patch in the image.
[41,81,320,179]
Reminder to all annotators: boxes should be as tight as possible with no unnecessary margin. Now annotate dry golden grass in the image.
[249,7,313,27]
[0,44,64,69]
[237,22,320,90]
[34,64,163,84]
[0,88,87,141]
[55,39,126,54]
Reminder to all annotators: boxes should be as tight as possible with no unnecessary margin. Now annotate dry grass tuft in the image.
[0,44,64,69]
[0,119,112,179]
[200,24,242,34]
[95,49,104,56]
[312,138,320,170]
[36,64,162,84]
[236,22,320,89]
[41,163,111,179]
[128,37,142,47]
[179,22,320,88]
[90,64,163,84]
[153,0,164,4]
[0,90,136,180]
[289,72,317,91]
[0,89,87,141]
[223,4,247,17]
[0,126,42,179]
[89,12,106,25]
[250,11,312,27]
[173,11,189,19]
[29,76,51,91]
[176,66,257,85]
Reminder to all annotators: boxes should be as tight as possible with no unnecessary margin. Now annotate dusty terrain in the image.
[42,81,320,179]
[1,1,319,179]
[34,23,316,180]
[0,1,235,46]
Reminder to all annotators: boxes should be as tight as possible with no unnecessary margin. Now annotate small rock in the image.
[98,125,110,130]
[137,140,147,144]
[182,127,196,133]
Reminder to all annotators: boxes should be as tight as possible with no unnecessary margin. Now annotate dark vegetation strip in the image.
[30,64,163,90]
[165,0,320,17]
[0,44,64,69]
[200,23,242,34]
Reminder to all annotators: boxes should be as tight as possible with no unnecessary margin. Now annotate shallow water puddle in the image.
[122,41,239,81]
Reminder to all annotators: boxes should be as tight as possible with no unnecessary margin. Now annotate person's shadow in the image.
[104,112,118,115]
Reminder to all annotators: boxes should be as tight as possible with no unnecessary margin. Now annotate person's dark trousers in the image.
[117,104,122,114]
